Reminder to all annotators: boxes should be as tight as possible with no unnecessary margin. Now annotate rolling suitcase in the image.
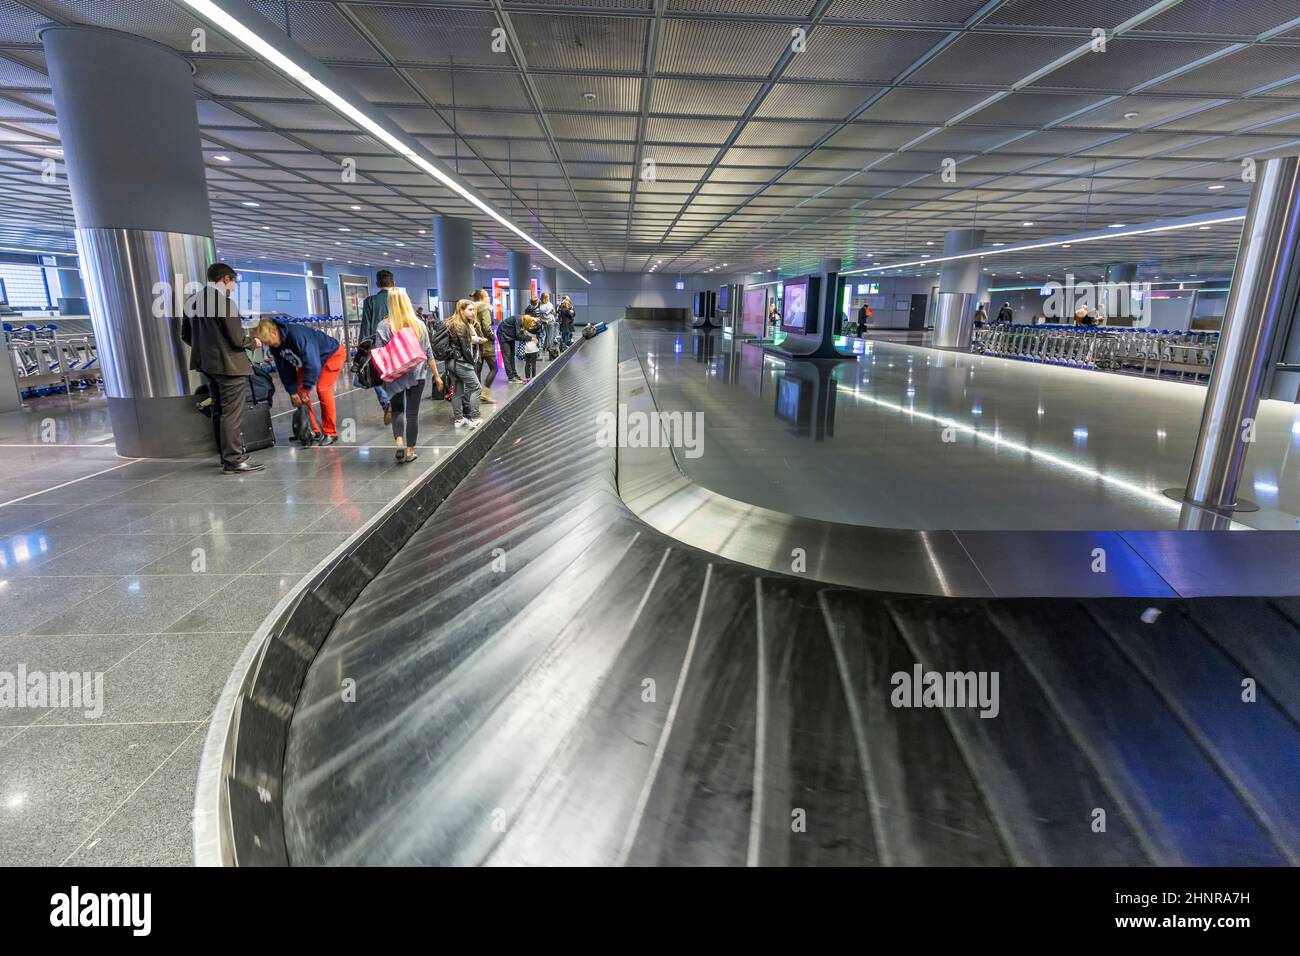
[243,368,276,452]
[242,400,275,452]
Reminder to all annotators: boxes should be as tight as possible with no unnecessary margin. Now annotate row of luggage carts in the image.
[4,322,100,398]
[970,323,1220,382]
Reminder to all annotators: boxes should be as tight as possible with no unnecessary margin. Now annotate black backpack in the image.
[291,404,319,446]
[426,315,451,361]
[351,337,383,389]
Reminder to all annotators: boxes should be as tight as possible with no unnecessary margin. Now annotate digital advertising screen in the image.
[782,277,810,332]
[718,285,730,313]
[741,287,768,337]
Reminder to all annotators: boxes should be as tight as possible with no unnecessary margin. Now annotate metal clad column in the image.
[508,250,531,316]
[433,215,473,319]
[305,261,327,315]
[933,228,984,348]
[42,26,214,458]
[1172,155,1300,512]
[541,266,558,301]
[1104,263,1138,324]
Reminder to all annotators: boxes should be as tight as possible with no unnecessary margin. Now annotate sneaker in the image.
[454,418,467,428]
[480,392,497,404]
[319,435,338,446]
[465,418,483,430]
[382,406,393,426]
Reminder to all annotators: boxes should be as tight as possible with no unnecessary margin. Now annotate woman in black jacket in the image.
[446,299,483,427]
[557,295,576,348]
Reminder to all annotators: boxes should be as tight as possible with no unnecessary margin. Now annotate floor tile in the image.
[0,721,197,866]
[31,574,233,636]
[136,532,291,575]
[165,573,299,633]
[64,724,209,866]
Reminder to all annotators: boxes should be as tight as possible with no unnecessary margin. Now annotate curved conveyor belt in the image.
[257,323,1300,867]
[266,323,1300,868]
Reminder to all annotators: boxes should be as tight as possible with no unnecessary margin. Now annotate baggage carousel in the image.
[196,322,1300,866]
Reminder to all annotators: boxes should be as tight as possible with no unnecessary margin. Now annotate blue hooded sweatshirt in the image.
[269,320,341,393]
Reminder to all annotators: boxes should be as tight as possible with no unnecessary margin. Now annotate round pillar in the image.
[508,250,531,315]
[305,261,327,315]
[934,228,984,348]
[1170,155,1300,512]
[433,215,473,319]
[541,266,558,300]
[42,26,214,458]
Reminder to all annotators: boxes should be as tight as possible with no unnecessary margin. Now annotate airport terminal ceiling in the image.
[0,0,1297,280]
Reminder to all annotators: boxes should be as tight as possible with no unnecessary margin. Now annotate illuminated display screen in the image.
[782,278,809,332]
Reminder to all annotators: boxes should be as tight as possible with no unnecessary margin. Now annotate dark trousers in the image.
[476,348,498,389]
[389,378,426,447]
[497,332,519,380]
[203,372,249,466]
[523,351,538,378]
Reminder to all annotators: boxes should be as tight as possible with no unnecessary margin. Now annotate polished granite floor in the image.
[638,328,1300,531]
[0,368,532,866]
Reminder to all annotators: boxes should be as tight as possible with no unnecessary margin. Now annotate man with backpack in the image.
[360,270,395,425]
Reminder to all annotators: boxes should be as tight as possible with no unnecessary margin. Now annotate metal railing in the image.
[971,323,1219,382]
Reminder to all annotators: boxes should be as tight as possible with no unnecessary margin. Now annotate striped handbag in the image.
[370,326,425,382]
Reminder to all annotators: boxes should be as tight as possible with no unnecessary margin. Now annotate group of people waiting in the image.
[181,262,577,472]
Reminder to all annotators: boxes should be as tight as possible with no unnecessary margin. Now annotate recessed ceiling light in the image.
[485,253,491,258]
[338,227,350,232]
[1123,111,1140,120]
[1198,225,1211,230]
[1022,221,1034,227]
[214,154,231,162]
[419,228,426,234]
[992,242,1005,247]
[582,91,596,102]
[1208,184,1225,190]
[926,241,934,246]
[242,201,260,207]
[1108,223,1126,228]
[262,225,270,230]
[1061,243,1071,248]
[350,205,362,210]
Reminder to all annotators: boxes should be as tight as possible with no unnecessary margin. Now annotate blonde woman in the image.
[445,299,483,428]
[557,294,575,348]
[375,289,441,462]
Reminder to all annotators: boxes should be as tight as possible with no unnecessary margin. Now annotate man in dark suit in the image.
[359,270,394,424]
[180,262,264,474]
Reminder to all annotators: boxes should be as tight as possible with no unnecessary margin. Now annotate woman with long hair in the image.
[445,298,483,428]
[375,289,441,462]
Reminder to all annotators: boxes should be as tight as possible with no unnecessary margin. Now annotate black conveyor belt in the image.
[279,326,1300,866]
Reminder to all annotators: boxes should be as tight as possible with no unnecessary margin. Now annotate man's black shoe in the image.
[222,461,265,475]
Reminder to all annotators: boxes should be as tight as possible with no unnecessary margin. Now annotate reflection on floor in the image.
[0,371,530,865]
[636,328,1300,531]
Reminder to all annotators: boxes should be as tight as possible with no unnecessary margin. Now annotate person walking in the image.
[255,318,346,445]
[497,310,523,383]
[180,262,264,474]
[374,290,441,463]
[446,298,484,429]
[997,301,1014,323]
[557,295,575,348]
[472,288,497,403]
[360,270,395,425]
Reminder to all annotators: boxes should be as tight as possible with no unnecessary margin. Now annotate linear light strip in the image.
[841,214,1247,277]
[178,0,590,284]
